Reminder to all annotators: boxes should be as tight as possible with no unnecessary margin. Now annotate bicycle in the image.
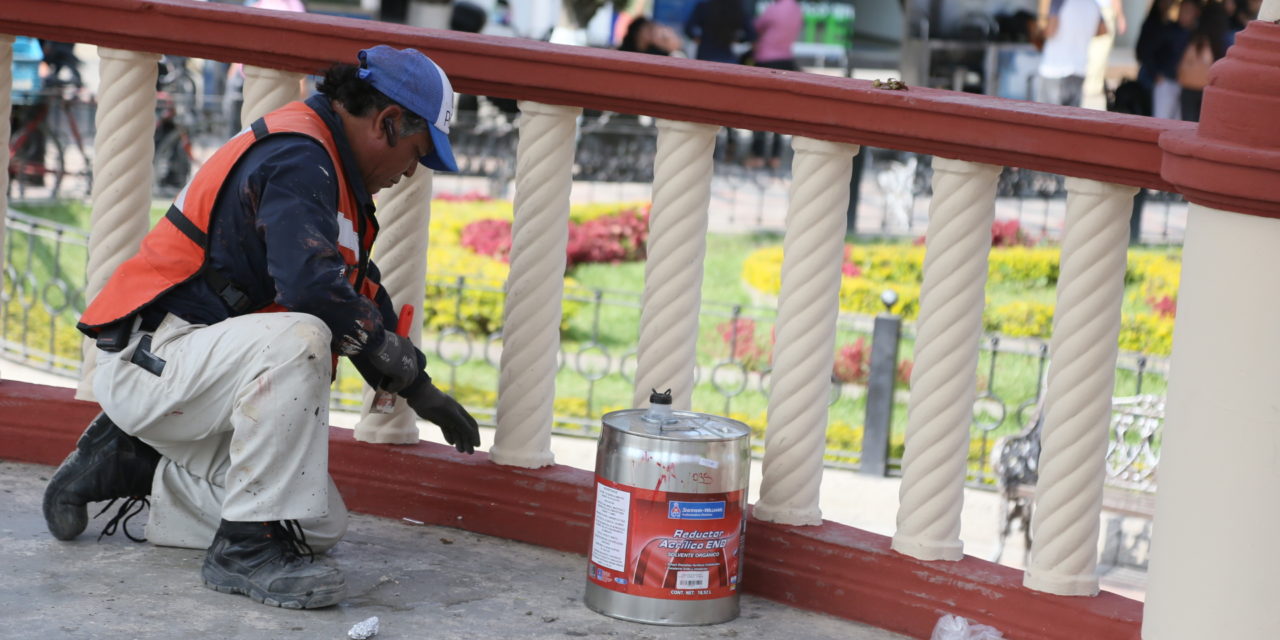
[153,55,200,197]
[7,83,95,201]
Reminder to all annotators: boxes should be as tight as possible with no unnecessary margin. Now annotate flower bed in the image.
[425,198,648,334]
[741,223,1182,355]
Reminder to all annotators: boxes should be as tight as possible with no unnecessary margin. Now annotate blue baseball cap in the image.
[357,45,458,173]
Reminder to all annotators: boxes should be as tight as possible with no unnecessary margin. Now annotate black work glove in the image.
[362,330,420,394]
[402,378,481,454]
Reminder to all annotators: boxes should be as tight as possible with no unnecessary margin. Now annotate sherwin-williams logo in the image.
[667,501,725,520]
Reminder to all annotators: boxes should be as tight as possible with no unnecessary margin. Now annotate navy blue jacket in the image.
[140,94,395,355]
[684,0,756,64]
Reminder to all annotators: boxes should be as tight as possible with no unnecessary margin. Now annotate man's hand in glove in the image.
[364,330,420,393]
[403,378,481,454]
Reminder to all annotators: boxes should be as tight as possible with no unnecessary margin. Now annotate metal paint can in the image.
[584,390,751,625]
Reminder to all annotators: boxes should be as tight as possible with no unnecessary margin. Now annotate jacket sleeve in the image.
[248,137,388,355]
[351,259,429,388]
[364,259,399,329]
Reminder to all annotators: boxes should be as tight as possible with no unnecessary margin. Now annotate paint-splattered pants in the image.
[93,312,348,550]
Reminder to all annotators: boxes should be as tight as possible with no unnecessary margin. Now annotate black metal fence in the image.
[1,209,88,373]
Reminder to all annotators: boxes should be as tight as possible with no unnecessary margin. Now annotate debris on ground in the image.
[348,616,380,640]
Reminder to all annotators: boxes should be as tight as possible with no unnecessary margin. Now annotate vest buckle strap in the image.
[202,267,253,315]
[129,334,167,377]
[95,317,134,353]
[217,283,250,314]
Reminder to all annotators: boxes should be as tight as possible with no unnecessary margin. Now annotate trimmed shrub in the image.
[569,201,650,224]
[851,245,926,284]
[1128,253,1181,316]
[743,242,1179,356]
[987,247,1060,287]
[2,296,82,372]
[839,278,921,319]
[1119,313,1174,355]
[459,205,650,268]
[984,301,1055,338]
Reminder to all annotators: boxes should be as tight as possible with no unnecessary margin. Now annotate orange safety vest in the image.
[79,101,383,338]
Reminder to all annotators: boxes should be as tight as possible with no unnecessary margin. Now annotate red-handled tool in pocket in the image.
[371,304,415,414]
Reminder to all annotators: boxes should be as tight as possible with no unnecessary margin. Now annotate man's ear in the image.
[375,105,404,143]
[382,118,397,147]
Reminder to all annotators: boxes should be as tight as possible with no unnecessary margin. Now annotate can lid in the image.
[602,407,751,442]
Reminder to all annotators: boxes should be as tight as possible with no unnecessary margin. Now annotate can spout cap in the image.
[642,388,682,427]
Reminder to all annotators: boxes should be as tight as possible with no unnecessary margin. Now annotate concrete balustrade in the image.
[752,137,859,526]
[76,48,161,401]
[353,169,433,444]
[489,101,581,468]
[892,158,1001,560]
[632,119,720,410]
[1024,178,1136,595]
[1144,204,1280,639]
[240,65,305,127]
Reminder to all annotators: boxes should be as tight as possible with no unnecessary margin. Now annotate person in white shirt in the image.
[1036,0,1107,107]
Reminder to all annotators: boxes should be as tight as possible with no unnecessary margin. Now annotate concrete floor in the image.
[0,459,909,640]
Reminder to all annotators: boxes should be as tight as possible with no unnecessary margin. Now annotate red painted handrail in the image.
[2,0,1182,191]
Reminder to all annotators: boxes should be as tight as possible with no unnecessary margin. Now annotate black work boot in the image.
[202,519,346,609]
[43,412,161,541]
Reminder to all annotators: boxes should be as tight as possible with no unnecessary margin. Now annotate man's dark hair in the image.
[316,63,428,137]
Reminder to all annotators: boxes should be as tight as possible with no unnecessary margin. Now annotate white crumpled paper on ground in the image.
[930,614,1005,640]
[348,616,380,640]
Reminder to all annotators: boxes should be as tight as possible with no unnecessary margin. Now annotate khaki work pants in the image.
[93,312,348,550]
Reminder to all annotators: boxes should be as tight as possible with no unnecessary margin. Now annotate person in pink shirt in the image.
[747,0,803,170]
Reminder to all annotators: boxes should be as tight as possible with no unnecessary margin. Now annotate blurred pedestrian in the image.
[685,0,756,163]
[40,40,82,87]
[1139,0,1197,119]
[225,0,308,136]
[746,0,802,170]
[1035,0,1107,107]
[1177,0,1230,122]
[1225,0,1262,41]
[619,16,684,56]
[684,0,755,64]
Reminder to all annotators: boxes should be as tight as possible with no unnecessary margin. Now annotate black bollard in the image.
[861,290,901,476]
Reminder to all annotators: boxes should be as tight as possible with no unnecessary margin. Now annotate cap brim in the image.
[422,124,458,172]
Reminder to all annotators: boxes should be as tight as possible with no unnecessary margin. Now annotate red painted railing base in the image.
[0,379,1141,639]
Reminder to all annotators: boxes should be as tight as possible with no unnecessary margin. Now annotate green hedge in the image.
[743,243,1181,355]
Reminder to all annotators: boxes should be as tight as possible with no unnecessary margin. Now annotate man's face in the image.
[363,108,434,193]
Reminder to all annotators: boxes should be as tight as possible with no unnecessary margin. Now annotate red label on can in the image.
[588,476,745,600]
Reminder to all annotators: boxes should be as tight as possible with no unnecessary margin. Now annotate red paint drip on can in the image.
[584,390,751,625]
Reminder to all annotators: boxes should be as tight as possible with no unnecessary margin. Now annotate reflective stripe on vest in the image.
[78,101,379,336]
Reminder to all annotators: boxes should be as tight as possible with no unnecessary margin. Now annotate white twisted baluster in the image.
[354,169,433,444]
[753,137,859,526]
[1025,178,1136,595]
[489,101,580,468]
[633,119,720,410]
[892,158,1001,560]
[76,48,160,401]
[240,66,304,127]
